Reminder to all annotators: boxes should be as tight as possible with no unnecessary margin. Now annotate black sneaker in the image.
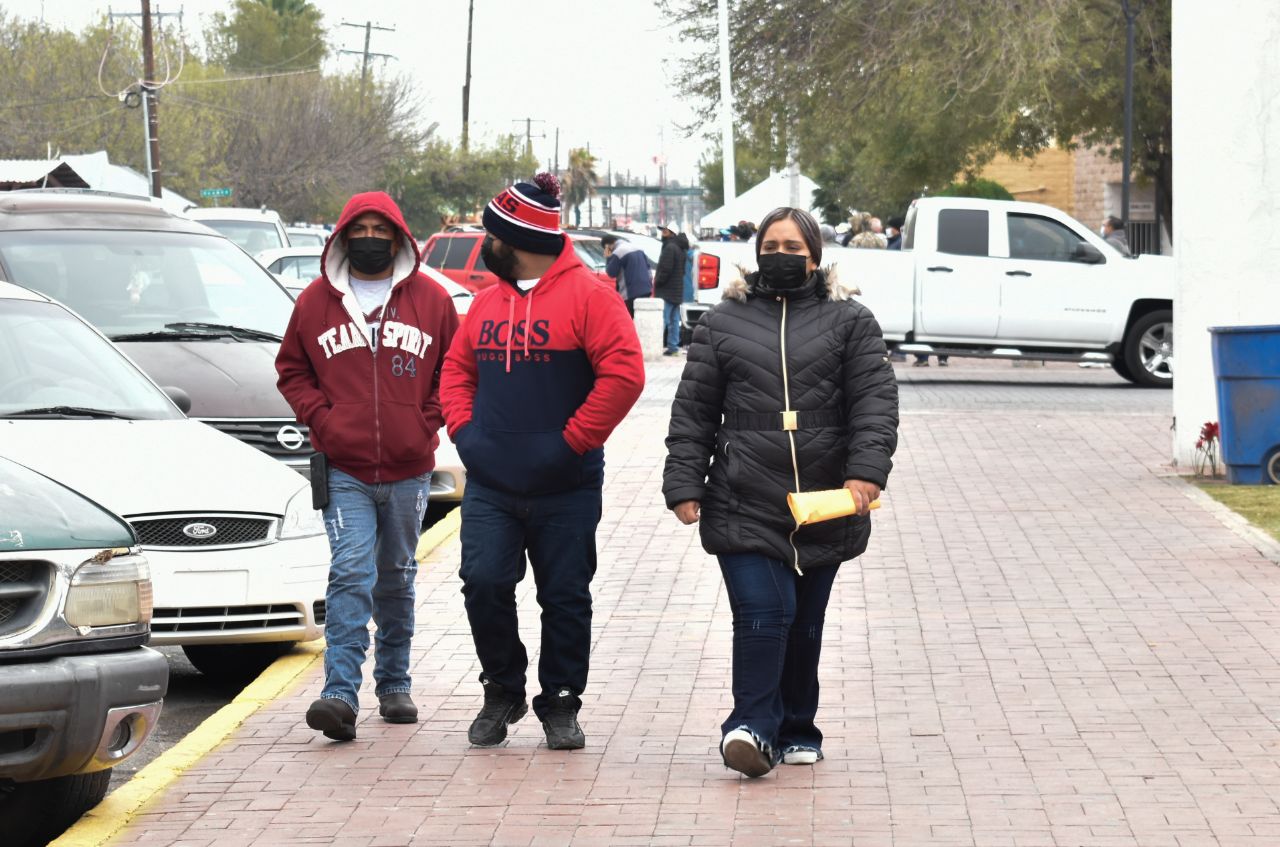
[306,697,356,741]
[378,692,418,724]
[468,678,528,747]
[541,689,585,749]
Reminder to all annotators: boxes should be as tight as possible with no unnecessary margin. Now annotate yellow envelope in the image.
[787,489,882,526]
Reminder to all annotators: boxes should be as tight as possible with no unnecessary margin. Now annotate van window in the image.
[441,236,479,270]
[936,209,989,257]
[1008,213,1087,262]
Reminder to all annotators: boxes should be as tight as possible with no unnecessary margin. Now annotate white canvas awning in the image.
[700,170,822,231]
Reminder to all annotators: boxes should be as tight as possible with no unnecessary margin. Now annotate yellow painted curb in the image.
[51,509,463,847]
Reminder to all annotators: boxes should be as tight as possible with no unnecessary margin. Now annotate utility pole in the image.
[511,117,545,159]
[140,0,162,197]
[1120,0,1139,229]
[461,0,475,152]
[717,0,737,204]
[340,20,395,90]
[554,127,560,175]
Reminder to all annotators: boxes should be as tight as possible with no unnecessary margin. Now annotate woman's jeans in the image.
[717,553,840,751]
[319,468,430,713]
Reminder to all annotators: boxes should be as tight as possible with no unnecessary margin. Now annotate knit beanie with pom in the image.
[482,172,564,255]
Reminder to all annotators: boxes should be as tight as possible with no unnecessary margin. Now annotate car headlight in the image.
[66,553,152,628]
[279,485,325,539]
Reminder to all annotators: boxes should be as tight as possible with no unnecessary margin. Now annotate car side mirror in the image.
[162,386,193,415]
[1075,242,1105,264]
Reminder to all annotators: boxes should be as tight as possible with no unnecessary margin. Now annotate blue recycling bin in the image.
[1209,324,1280,484]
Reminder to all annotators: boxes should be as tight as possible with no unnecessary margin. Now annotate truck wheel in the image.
[0,769,111,847]
[1122,309,1173,388]
[1111,355,1136,383]
[1267,450,1280,485]
[183,642,295,683]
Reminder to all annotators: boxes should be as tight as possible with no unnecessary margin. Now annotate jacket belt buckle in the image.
[781,410,798,432]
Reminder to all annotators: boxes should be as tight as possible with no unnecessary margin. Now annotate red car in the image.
[421,228,614,292]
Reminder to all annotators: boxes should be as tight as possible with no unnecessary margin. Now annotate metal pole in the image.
[462,0,474,152]
[140,0,162,197]
[1121,0,1136,228]
[717,0,736,203]
[362,21,372,89]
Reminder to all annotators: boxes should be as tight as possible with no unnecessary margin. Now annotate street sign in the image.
[200,188,232,198]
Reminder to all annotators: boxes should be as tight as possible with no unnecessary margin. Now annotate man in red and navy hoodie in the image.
[440,174,644,750]
[276,191,458,741]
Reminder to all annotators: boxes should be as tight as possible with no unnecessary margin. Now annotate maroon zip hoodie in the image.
[276,192,459,484]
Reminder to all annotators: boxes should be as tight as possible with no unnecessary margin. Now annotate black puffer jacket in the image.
[653,235,688,304]
[662,268,899,570]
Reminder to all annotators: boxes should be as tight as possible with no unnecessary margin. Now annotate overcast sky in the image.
[8,0,712,184]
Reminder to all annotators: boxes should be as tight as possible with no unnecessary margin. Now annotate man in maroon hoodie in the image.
[441,174,644,750]
[277,192,458,741]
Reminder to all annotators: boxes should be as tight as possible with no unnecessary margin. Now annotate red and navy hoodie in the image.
[440,235,644,495]
[276,192,459,484]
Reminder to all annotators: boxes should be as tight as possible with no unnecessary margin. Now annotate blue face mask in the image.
[756,251,810,290]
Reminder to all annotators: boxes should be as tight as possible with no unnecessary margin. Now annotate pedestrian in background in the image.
[440,174,645,751]
[602,234,652,318]
[885,216,905,250]
[654,222,688,356]
[1102,216,1132,257]
[850,212,887,249]
[663,206,899,777]
[680,231,698,315]
[276,192,459,742]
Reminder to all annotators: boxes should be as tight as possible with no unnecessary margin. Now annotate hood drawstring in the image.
[505,294,515,373]
[523,289,534,358]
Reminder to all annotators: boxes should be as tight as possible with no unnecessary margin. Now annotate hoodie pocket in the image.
[455,424,583,494]
[312,402,375,464]
[381,401,433,464]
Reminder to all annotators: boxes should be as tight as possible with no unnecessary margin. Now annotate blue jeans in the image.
[663,301,682,352]
[459,480,601,719]
[717,553,840,751]
[319,468,430,713]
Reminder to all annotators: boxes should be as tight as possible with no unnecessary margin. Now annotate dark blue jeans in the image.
[717,553,840,751]
[459,480,602,719]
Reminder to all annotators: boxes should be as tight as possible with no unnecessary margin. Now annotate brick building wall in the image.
[1072,145,1124,231]
[977,147,1076,215]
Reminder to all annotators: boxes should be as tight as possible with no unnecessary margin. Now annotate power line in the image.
[339,20,395,90]
[169,67,322,86]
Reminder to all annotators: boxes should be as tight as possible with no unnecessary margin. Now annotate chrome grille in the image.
[199,418,314,460]
[152,604,304,634]
[0,560,49,636]
[129,516,275,548]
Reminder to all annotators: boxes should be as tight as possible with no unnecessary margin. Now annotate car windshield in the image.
[0,299,181,420]
[198,219,284,252]
[0,230,295,339]
[573,238,607,271]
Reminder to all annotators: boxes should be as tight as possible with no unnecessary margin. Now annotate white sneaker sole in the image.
[721,730,772,777]
[782,749,821,765]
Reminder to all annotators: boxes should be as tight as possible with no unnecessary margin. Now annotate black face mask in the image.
[347,236,394,275]
[480,235,519,283]
[756,251,810,290]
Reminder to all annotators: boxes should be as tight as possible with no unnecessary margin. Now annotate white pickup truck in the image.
[684,197,1174,387]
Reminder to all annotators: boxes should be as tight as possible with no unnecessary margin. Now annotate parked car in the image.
[256,245,323,288]
[0,453,167,847]
[688,197,1175,387]
[421,228,615,292]
[185,206,291,253]
[0,279,329,679]
[284,225,327,248]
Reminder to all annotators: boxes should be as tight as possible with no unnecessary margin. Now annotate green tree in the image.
[561,148,598,227]
[936,177,1015,201]
[666,0,1172,227]
[207,0,327,72]
[394,138,538,236]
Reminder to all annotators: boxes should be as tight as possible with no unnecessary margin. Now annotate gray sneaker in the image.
[468,679,528,747]
[541,688,585,749]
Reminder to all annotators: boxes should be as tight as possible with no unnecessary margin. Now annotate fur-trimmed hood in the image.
[721,264,861,302]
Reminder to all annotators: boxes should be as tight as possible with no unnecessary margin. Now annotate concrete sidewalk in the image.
[108,362,1280,847]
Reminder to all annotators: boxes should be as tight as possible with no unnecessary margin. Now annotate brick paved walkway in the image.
[113,361,1280,847]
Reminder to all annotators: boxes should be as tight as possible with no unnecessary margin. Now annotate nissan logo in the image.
[182,522,218,540]
[276,425,305,451]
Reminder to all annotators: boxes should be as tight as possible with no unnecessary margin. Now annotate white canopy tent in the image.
[699,170,822,231]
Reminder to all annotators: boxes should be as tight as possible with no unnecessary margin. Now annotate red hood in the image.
[321,191,421,294]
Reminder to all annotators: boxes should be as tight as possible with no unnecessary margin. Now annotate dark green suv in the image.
[0,456,168,847]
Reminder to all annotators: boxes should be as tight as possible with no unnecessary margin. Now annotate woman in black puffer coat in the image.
[663,207,899,778]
